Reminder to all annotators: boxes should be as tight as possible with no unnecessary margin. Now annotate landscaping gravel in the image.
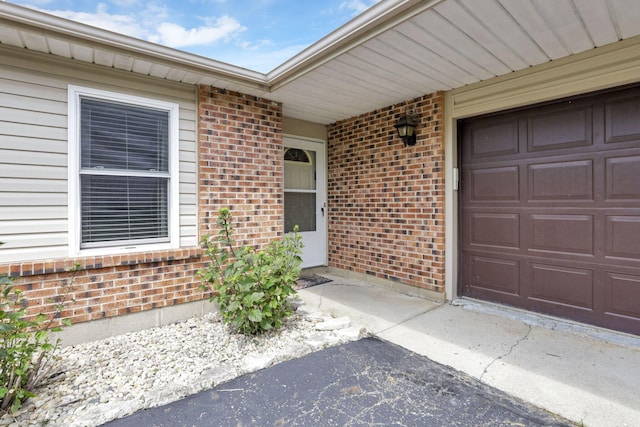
[0,298,364,427]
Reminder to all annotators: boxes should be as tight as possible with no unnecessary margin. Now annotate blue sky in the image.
[12,0,381,72]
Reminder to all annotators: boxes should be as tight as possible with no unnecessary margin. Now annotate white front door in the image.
[283,137,326,268]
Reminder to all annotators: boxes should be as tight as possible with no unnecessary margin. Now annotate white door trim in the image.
[283,134,327,268]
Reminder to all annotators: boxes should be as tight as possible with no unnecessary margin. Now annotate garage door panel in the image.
[467,118,519,159]
[469,255,520,295]
[604,272,640,320]
[469,166,520,201]
[461,85,640,335]
[605,96,640,144]
[529,214,594,256]
[605,156,640,200]
[529,263,594,310]
[528,160,593,201]
[605,216,640,259]
[528,106,593,152]
[469,213,520,249]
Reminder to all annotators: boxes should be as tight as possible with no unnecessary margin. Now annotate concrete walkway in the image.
[298,271,640,427]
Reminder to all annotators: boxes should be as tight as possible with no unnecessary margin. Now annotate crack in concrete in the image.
[375,303,447,336]
[479,324,532,382]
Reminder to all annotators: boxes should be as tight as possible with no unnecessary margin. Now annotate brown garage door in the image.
[460,85,640,335]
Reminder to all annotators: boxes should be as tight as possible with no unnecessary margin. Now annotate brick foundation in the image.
[0,249,207,326]
[327,93,445,293]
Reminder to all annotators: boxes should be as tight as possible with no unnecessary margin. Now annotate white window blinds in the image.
[79,97,170,247]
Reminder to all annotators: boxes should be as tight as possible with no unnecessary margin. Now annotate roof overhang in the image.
[1,0,640,124]
[0,1,268,95]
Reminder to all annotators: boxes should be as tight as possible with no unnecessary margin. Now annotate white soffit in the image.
[271,0,640,123]
[1,0,640,124]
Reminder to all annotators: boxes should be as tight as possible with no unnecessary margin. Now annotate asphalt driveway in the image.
[104,337,573,426]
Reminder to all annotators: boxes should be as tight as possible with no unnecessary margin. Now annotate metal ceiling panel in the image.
[458,0,548,66]
[534,0,594,54]
[166,68,188,82]
[47,37,72,58]
[131,59,153,75]
[435,0,529,70]
[498,0,569,60]
[346,46,439,93]
[396,20,493,81]
[324,59,410,99]
[149,63,171,79]
[412,10,511,76]
[275,80,374,117]
[0,24,22,46]
[331,56,419,101]
[179,72,202,85]
[364,35,459,88]
[573,0,618,46]
[93,49,115,68]
[609,0,639,39]
[113,55,135,71]
[196,76,219,87]
[70,44,94,63]
[283,77,378,112]
[21,30,48,53]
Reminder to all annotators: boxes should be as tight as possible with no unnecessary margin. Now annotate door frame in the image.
[283,134,327,268]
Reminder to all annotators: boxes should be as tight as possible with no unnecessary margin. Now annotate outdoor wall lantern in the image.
[394,110,419,146]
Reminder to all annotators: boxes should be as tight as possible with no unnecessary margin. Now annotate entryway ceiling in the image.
[1,0,640,124]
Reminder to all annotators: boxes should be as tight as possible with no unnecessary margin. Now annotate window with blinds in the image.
[79,97,170,248]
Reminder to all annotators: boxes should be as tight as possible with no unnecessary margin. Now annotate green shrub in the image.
[0,242,76,413]
[198,208,303,335]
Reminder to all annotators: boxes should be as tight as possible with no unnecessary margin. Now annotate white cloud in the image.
[29,2,244,49]
[150,15,245,48]
[42,3,150,39]
[339,0,379,16]
[238,38,272,51]
[138,2,170,25]
[109,0,142,8]
[220,43,310,73]
[15,0,56,5]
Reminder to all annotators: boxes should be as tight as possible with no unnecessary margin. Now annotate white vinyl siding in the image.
[0,46,198,263]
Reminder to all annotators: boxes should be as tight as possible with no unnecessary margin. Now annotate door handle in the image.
[321,207,325,217]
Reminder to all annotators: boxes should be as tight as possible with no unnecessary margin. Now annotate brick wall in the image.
[327,93,445,293]
[0,86,284,327]
[0,250,207,325]
[198,86,284,246]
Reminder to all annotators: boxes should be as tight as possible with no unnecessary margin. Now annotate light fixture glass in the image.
[394,110,419,146]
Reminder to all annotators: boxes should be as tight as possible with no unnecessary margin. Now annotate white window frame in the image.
[68,85,180,257]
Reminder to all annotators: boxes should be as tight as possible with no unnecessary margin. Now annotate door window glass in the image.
[284,148,316,232]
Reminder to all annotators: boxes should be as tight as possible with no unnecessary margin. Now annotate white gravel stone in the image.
[302,311,333,323]
[315,316,351,331]
[0,309,360,427]
[241,354,276,373]
[336,326,368,340]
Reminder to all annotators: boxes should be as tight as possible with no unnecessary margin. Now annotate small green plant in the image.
[198,208,303,335]
[0,242,77,413]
